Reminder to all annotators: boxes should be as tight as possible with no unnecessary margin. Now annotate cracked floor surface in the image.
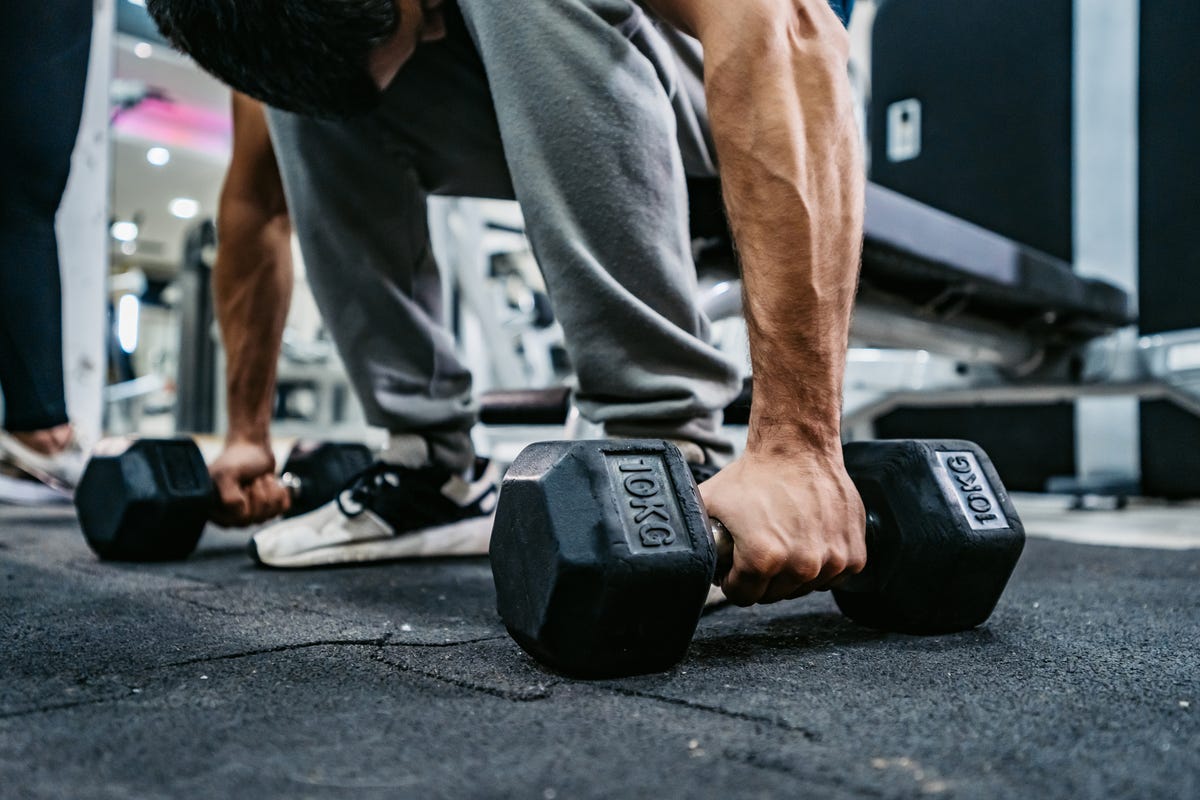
[2,505,1198,799]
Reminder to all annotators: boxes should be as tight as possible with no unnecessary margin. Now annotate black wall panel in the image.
[869,0,1074,261]
[874,405,1077,493]
[868,0,1077,491]
[1138,0,1200,497]
[1139,402,1200,499]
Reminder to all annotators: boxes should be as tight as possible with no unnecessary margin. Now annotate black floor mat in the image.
[1,507,1196,799]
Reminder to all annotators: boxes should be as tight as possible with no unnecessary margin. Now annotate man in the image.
[148,0,867,606]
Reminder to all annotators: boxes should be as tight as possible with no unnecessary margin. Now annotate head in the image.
[147,0,442,118]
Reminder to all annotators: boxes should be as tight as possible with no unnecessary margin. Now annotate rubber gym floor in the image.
[1,499,1196,799]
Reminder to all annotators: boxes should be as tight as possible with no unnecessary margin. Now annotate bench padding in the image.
[863,184,1135,338]
[688,177,1135,340]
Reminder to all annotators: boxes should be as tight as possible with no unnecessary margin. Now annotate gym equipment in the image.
[854,0,1200,497]
[75,439,373,561]
[490,438,1025,679]
[694,179,1199,476]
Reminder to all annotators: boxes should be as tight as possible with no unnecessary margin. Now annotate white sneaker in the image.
[0,463,71,505]
[250,458,499,568]
[0,429,87,493]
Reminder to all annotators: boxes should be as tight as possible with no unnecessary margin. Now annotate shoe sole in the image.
[249,514,495,569]
[0,431,85,492]
[0,472,72,506]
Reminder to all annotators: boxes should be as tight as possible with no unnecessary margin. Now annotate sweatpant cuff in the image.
[603,414,734,466]
[384,429,476,475]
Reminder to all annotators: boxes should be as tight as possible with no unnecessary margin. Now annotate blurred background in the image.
[11,0,1199,502]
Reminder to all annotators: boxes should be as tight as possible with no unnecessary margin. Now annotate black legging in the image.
[0,0,93,432]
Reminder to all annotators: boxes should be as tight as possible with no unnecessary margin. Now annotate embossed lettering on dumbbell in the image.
[935,451,1007,530]
[605,454,687,552]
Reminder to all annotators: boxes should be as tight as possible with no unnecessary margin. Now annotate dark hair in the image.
[147,0,398,118]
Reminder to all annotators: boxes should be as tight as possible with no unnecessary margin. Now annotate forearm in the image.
[214,200,292,444]
[686,0,865,455]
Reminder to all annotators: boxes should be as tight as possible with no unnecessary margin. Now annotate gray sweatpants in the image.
[267,0,742,471]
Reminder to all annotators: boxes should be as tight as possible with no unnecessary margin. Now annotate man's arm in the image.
[208,92,295,526]
[648,0,867,605]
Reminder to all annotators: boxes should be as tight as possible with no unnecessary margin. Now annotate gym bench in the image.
[474,180,1199,440]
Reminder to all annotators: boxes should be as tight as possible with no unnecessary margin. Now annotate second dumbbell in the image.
[75,438,373,561]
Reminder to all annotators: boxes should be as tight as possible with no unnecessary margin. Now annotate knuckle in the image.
[823,554,848,578]
[789,556,823,585]
[721,580,758,608]
[733,563,767,586]
[742,546,788,578]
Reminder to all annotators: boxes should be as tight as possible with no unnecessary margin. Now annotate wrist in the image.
[225,426,271,450]
[744,436,844,464]
[745,414,844,461]
[747,379,844,448]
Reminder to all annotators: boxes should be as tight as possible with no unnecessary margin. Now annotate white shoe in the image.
[0,429,87,492]
[0,464,71,505]
[250,458,499,568]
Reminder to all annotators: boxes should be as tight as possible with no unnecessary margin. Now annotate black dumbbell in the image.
[490,438,1025,678]
[75,439,373,561]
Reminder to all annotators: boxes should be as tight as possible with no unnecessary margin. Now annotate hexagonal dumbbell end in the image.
[280,441,374,518]
[490,440,717,678]
[834,439,1025,634]
[75,439,213,562]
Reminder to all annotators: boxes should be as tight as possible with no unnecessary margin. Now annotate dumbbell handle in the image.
[276,471,328,506]
[206,461,361,526]
[710,514,881,593]
[205,473,307,520]
[277,471,305,499]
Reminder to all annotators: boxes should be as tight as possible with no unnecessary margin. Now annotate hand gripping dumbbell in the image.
[490,439,1026,678]
[75,439,373,561]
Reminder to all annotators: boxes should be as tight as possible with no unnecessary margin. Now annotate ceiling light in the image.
[134,42,153,59]
[169,197,201,219]
[120,241,137,255]
[110,221,139,242]
[146,146,170,166]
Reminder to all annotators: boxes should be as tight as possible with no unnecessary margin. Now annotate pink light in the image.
[113,98,232,159]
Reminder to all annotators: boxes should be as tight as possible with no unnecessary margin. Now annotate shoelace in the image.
[336,462,409,518]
